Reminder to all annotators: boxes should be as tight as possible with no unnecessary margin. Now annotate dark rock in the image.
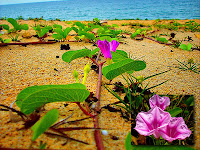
[60,44,70,50]
[171,50,173,52]
[170,33,176,38]
[54,68,58,71]
[111,136,119,140]
[56,56,59,58]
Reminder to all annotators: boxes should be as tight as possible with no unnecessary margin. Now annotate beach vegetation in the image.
[52,27,72,41]
[179,43,192,51]
[0,34,11,43]
[33,25,51,40]
[93,18,102,25]
[6,18,29,33]
[0,16,7,20]
[8,33,22,42]
[184,20,200,32]
[176,58,199,74]
[16,16,24,20]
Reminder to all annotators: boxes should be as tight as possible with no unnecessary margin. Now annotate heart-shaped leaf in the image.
[16,83,90,114]
[111,50,128,62]
[32,109,59,141]
[102,58,146,80]
[62,49,91,63]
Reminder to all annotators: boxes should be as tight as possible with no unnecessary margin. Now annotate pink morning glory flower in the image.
[97,39,119,59]
[134,106,171,139]
[159,117,191,142]
[149,94,170,110]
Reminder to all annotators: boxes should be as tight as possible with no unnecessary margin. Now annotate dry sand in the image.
[0,19,200,149]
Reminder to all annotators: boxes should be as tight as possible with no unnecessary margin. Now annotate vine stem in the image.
[94,63,105,150]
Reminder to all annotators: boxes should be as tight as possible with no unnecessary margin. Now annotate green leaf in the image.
[31,109,59,141]
[125,132,133,150]
[16,83,90,114]
[102,59,146,80]
[179,44,188,50]
[98,36,112,42]
[187,43,192,51]
[3,39,11,43]
[156,37,168,43]
[64,27,72,38]
[71,27,78,33]
[91,48,100,56]
[53,24,62,29]
[131,32,139,39]
[54,28,64,37]
[0,24,9,30]
[20,24,29,30]
[111,50,128,62]
[168,107,182,117]
[38,28,49,38]
[62,49,91,63]
[52,34,63,40]
[184,96,194,107]
[7,18,18,29]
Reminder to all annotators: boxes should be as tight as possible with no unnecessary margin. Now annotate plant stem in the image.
[94,63,105,150]
[76,102,94,118]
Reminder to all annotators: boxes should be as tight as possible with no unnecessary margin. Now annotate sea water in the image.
[0,0,199,20]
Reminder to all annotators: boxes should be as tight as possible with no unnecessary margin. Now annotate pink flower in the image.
[110,40,119,52]
[159,117,191,142]
[97,39,119,59]
[134,106,171,138]
[149,94,170,110]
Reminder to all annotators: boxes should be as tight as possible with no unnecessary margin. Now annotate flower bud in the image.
[84,63,91,74]
[136,75,144,83]
[73,70,79,83]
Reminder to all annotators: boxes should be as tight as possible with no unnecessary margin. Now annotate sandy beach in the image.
[0,19,200,149]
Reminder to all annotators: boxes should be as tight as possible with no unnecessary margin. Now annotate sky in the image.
[0,0,61,5]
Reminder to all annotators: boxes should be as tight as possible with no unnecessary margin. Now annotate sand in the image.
[0,19,200,149]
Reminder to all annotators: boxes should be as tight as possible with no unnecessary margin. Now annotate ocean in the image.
[0,0,199,21]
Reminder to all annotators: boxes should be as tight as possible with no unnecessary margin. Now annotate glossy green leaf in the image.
[32,109,59,141]
[102,59,146,80]
[7,18,18,29]
[62,49,91,63]
[179,43,192,51]
[16,83,90,114]
[54,28,64,37]
[111,50,128,62]
[168,107,182,117]
[125,132,133,150]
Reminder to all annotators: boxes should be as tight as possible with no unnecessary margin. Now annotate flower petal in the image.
[110,40,119,52]
[149,94,170,110]
[134,106,171,138]
[159,117,191,142]
[97,39,112,59]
